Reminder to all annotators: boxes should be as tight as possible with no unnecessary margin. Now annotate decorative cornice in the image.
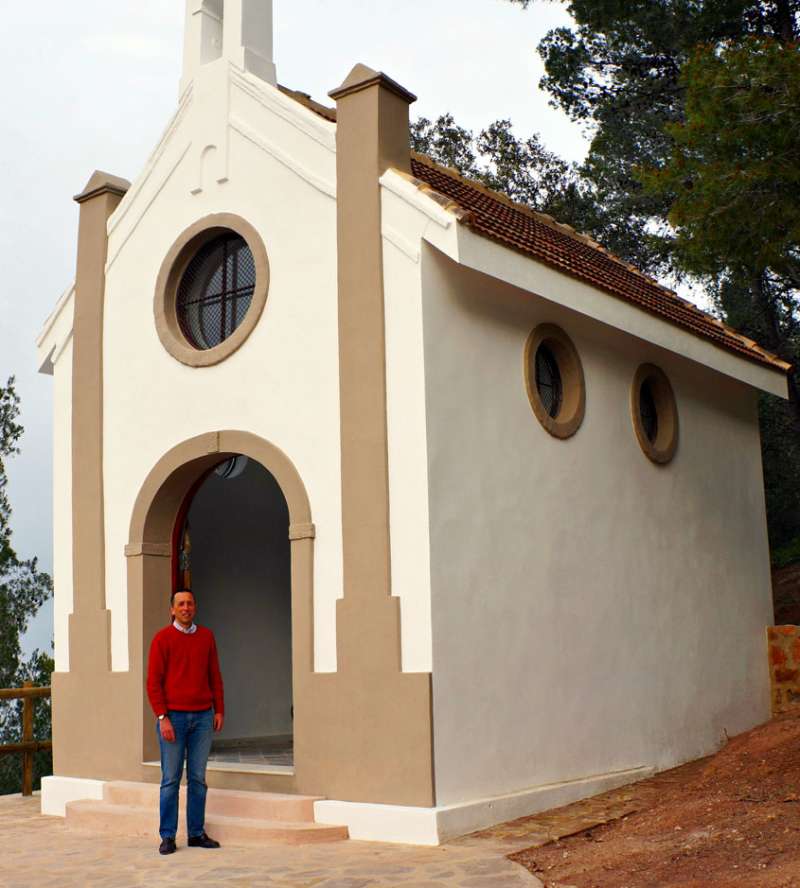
[289,522,316,541]
[74,171,131,205]
[124,542,171,558]
[329,66,416,105]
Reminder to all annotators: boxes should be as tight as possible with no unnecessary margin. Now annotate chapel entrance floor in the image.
[208,736,294,771]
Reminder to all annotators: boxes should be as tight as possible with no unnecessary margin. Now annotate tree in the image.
[411,114,601,231]
[521,1,799,268]
[0,377,53,794]
[641,38,800,404]
[650,41,800,286]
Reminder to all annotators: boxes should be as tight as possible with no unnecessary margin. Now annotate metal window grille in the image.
[639,380,659,442]
[535,344,563,419]
[177,234,256,350]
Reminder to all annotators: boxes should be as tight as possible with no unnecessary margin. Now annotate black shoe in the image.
[159,837,177,855]
[188,832,220,849]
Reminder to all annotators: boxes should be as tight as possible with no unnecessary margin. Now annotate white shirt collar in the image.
[172,619,197,634]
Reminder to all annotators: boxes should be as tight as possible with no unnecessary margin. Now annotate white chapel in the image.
[35,0,789,844]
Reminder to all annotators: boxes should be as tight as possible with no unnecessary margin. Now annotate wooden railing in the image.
[0,683,52,796]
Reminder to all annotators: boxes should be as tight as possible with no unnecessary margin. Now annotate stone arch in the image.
[126,431,314,768]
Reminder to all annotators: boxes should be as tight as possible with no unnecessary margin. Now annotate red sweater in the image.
[147,624,224,717]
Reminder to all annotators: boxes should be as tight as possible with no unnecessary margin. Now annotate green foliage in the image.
[532,0,800,274]
[0,650,54,795]
[773,535,800,568]
[0,377,53,794]
[643,39,800,286]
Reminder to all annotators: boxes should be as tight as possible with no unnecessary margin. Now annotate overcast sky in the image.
[0,0,589,656]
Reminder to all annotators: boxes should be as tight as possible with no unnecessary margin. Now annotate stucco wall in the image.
[100,67,343,673]
[422,245,774,807]
[383,231,433,673]
[188,458,292,740]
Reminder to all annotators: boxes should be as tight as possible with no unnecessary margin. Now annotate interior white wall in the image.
[189,459,292,740]
[423,245,774,808]
[100,65,343,673]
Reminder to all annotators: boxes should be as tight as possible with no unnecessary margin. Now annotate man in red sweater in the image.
[147,589,225,855]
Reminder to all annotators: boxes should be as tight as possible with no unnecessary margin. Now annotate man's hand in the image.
[159,716,175,743]
[214,713,224,733]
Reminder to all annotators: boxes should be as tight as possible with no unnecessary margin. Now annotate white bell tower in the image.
[181,0,277,96]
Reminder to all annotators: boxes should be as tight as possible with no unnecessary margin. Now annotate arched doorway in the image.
[127,431,315,783]
[175,456,294,768]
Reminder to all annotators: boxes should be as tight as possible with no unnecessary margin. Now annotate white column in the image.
[222,0,277,85]
[180,0,224,96]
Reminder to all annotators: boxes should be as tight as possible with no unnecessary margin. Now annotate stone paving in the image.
[2,763,708,886]
[0,795,542,888]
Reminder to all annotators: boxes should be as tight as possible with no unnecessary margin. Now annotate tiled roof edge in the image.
[405,155,789,375]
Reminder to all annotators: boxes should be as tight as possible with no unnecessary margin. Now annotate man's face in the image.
[171,591,196,627]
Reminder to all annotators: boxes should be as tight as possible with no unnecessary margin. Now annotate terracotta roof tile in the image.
[408,154,788,373]
[282,87,788,374]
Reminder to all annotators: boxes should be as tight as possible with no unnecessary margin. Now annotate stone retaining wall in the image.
[767,626,800,714]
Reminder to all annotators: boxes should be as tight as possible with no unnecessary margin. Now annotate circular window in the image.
[535,344,563,419]
[631,364,679,464]
[177,234,256,350]
[524,324,585,439]
[155,214,269,367]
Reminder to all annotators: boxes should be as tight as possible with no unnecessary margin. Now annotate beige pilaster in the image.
[298,66,436,806]
[328,64,415,611]
[69,171,128,672]
[53,172,135,782]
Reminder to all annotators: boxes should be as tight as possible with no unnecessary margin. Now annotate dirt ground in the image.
[509,710,800,887]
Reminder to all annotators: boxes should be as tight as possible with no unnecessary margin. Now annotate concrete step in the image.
[65,799,348,846]
[103,781,321,823]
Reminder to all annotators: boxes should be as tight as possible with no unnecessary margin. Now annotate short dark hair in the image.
[171,588,196,606]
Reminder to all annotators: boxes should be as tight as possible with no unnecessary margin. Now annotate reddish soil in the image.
[511,711,800,887]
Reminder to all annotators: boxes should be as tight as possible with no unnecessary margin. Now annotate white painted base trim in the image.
[435,765,655,842]
[40,775,105,817]
[315,765,654,845]
[314,800,441,846]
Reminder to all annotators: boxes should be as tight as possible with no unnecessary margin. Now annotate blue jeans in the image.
[157,708,214,840]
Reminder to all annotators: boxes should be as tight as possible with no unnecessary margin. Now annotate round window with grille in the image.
[631,364,678,464]
[524,324,585,439]
[535,344,563,419]
[177,234,256,350]
[154,215,270,367]
[639,379,658,443]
